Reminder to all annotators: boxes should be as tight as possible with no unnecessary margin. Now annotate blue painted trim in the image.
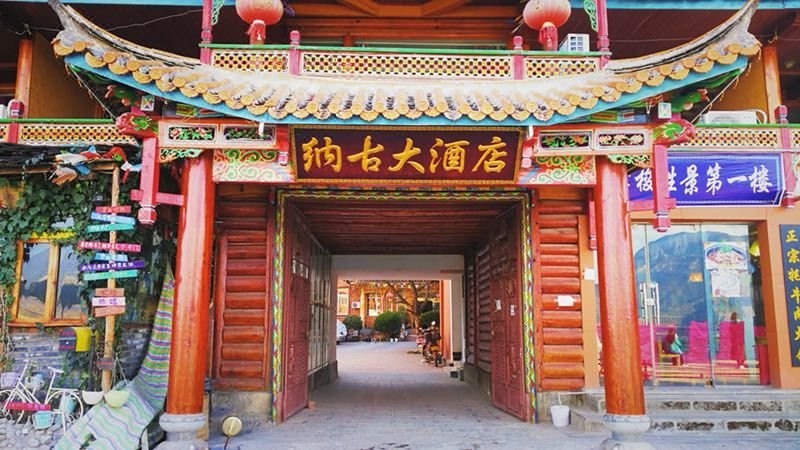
[7,0,795,9]
[66,54,748,127]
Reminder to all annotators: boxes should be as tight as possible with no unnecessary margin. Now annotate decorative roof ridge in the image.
[606,0,759,73]
[48,0,761,125]
[48,0,198,68]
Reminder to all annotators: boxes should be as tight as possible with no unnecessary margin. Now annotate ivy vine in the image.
[0,170,171,390]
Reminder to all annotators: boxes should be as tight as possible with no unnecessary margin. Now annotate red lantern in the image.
[236,0,284,45]
[523,0,572,51]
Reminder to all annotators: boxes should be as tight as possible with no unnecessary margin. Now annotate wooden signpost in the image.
[94,306,126,318]
[78,241,141,253]
[92,297,126,307]
[90,212,137,225]
[80,260,146,272]
[86,223,136,233]
[96,205,131,214]
[94,252,129,262]
[95,288,124,297]
[83,269,139,281]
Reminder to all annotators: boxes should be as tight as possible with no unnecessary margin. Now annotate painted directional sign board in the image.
[86,223,136,233]
[83,269,139,281]
[78,241,141,252]
[90,212,137,225]
[80,260,145,272]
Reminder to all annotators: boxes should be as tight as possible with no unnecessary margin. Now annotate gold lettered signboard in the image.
[291,126,523,184]
[780,224,800,367]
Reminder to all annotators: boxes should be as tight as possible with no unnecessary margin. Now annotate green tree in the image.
[342,315,363,331]
[373,311,403,338]
[419,310,440,328]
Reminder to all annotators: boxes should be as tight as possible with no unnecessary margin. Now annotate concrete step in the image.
[581,390,800,414]
[569,407,800,433]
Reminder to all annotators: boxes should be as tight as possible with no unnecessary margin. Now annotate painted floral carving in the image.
[223,126,275,142]
[168,126,215,141]
[597,132,646,148]
[539,132,591,149]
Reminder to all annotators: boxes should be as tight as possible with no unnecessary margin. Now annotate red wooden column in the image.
[594,157,651,448]
[158,151,215,448]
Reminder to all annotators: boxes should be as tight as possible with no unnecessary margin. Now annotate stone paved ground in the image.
[211,342,800,450]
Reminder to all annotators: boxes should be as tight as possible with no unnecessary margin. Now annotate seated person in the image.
[661,327,684,366]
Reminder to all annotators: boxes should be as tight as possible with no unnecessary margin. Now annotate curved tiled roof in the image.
[49,0,760,125]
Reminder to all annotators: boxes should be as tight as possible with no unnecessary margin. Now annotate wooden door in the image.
[489,206,526,420]
[280,205,312,421]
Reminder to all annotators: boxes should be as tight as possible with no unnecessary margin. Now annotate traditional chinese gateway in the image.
[2,0,800,448]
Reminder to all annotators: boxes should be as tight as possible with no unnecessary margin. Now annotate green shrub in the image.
[342,315,363,331]
[373,311,403,337]
[419,310,440,328]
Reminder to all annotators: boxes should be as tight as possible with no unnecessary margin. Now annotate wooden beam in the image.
[293,3,516,19]
[336,0,380,16]
[14,38,32,116]
[421,0,471,16]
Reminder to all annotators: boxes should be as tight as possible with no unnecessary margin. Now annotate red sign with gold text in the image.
[291,126,523,184]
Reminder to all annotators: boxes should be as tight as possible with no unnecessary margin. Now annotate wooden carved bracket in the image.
[116,112,184,225]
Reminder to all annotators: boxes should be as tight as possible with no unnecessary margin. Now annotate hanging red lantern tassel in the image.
[236,0,284,45]
[523,0,572,51]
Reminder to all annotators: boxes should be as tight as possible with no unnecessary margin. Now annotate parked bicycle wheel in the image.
[0,389,28,423]
[47,390,84,430]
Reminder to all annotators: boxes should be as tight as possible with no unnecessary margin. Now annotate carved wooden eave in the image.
[49,0,760,126]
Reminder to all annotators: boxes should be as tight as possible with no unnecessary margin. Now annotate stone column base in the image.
[601,413,654,450]
[155,413,208,450]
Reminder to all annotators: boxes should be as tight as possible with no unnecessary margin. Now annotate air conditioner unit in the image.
[699,110,765,125]
[351,302,361,309]
[559,34,590,53]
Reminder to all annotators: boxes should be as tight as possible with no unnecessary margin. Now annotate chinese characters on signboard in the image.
[291,127,522,183]
[629,153,784,206]
[780,225,800,367]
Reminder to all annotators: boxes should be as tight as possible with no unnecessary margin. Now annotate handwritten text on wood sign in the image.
[83,269,139,281]
[95,205,131,214]
[90,212,137,225]
[79,241,141,253]
[80,260,145,272]
[92,297,127,307]
[86,223,136,233]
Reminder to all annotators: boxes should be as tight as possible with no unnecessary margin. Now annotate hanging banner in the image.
[80,260,145,272]
[780,224,800,367]
[78,241,141,253]
[94,252,129,262]
[629,153,784,206]
[90,212,137,225]
[291,126,523,184]
[95,205,131,214]
[86,223,136,233]
[83,269,139,281]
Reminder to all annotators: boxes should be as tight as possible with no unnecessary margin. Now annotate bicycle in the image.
[0,358,84,433]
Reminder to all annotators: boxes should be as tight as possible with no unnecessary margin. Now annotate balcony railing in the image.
[0,119,138,146]
[205,43,602,81]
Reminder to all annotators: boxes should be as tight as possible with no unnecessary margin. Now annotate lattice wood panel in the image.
[676,128,780,148]
[17,123,137,146]
[525,57,598,79]
[301,52,513,79]
[211,50,290,73]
